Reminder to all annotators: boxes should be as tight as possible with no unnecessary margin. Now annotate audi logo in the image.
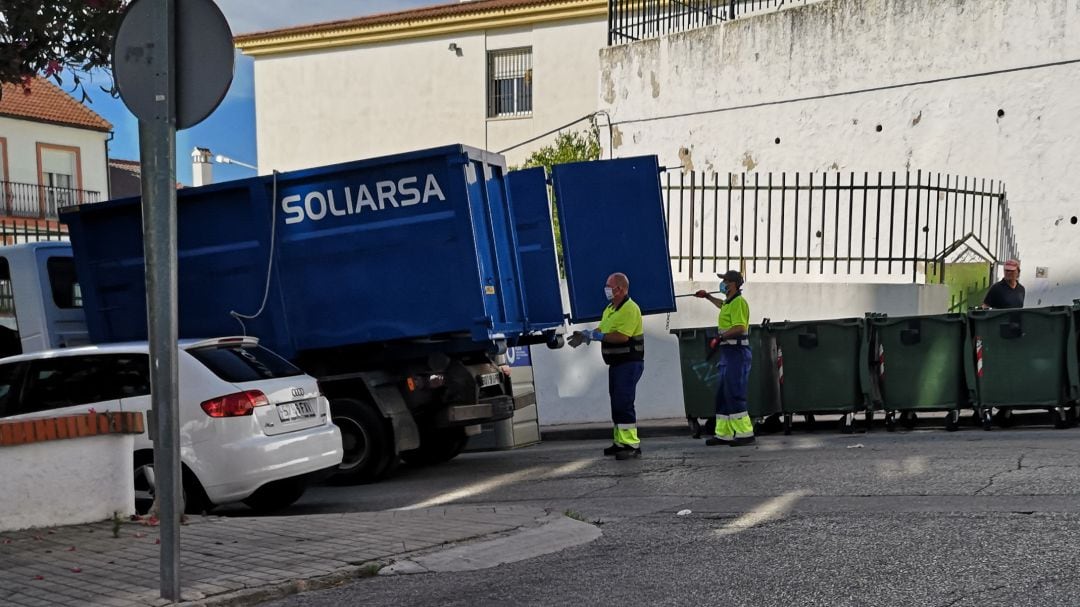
[291,387,305,397]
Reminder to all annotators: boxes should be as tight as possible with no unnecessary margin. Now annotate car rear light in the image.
[200,390,269,418]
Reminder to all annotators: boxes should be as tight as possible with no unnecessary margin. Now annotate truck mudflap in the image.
[435,395,515,427]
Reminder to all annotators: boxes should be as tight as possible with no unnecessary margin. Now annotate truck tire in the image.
[329,398,394,484]
[401,428,469,466]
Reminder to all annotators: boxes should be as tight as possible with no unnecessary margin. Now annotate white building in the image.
[234,0,608,171]
[599,0,1080,307]
[0,77,112,227]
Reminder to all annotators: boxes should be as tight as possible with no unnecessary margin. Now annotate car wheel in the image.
[242,479,306,513]
[401,427,469,466]
[132,452,210,516]
[329,397,393,484]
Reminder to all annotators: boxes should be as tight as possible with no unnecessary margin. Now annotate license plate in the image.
[277,399,316,422]
[478,373,501,388]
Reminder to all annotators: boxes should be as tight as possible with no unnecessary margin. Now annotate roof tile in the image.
[0,77,112,132]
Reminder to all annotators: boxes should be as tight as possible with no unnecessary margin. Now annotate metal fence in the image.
[663,170,1019,283]
[608,0,812,45]
[0,181,101,219]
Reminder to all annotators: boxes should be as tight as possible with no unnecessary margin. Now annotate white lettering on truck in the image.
[282,174,447,225]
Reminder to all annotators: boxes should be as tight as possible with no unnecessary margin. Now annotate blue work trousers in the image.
[608,361,645,425]
[714,346,752,417]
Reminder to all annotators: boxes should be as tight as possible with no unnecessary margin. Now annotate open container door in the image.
[551,156,675,323]
[504,167,564,333]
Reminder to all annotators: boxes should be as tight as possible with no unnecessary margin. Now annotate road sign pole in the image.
[135,0,181,600]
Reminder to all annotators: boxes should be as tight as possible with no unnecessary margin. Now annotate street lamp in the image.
[213,154,258,171]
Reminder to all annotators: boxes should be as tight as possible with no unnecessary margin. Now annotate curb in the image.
[176,562,385,607]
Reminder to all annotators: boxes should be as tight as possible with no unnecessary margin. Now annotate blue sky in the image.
[82,0,440,185]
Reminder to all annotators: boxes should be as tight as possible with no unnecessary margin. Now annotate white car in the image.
[0,336,343,514]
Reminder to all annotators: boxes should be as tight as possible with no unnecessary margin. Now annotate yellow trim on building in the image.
[236,0,608,57]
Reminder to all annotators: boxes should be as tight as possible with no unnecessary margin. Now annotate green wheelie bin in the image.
[866,313,976,432]
[967,305,1080,429]
[670,324,782,438]
[768,317,873,434]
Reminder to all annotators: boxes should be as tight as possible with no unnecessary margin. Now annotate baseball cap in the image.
[1003,259,1020,271]
[718,270,744,286]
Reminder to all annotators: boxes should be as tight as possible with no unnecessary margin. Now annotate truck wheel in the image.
[329,398,393,484]
[401,428,469,466]
[243,478,306,513]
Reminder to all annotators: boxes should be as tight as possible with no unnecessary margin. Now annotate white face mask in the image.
[604,287,614,301]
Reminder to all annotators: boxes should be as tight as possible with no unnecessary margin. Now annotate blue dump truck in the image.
[52,145,675,483]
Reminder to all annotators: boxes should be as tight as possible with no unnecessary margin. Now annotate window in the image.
[46,257,82,309]
[37,144,82,214]
[187,345,304,382]
[0,362,27,418]
[0,257,20,359]
[18,354,140,415]
[487,47,532,118]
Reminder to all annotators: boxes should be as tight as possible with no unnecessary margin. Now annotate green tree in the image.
[515,122,602,275]
[0,0,127,100]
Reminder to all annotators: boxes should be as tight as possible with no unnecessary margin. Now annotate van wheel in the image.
[132,452,210,516]
[329,398,393,485]
[401,428,469,466]
[243,479,306,513]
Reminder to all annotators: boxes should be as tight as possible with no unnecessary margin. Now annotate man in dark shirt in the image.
[981,259,1025,309]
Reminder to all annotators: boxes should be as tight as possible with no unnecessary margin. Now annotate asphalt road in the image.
[254,424,1080,606]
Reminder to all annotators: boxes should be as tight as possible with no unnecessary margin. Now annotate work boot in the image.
[614,447,642,460]
[603,444,627,456]
[730,436,756,447]
[704,437,732,446]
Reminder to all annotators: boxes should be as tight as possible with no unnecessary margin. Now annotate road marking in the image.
[714,489,810,537]
[394,458,596,511]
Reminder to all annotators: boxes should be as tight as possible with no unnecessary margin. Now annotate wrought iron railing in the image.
[608,0,813,45]
[0,180,102,219]
[663,170,1020,283]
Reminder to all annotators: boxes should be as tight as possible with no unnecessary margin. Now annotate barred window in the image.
[487,48,532,118]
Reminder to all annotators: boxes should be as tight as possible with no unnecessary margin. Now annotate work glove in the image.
[567,331,586,348]
[588,329,605,343]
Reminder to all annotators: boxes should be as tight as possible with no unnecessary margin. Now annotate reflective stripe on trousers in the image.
[714,345,754,439]
[609,361,644,447]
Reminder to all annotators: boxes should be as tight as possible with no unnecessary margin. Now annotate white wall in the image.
[0,116,110,198]
[0,434,135,532]
[251,15,606,172]
[599,0,1080,306]
[533,279,948,425]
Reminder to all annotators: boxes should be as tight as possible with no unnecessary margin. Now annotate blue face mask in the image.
[719,282,728,294]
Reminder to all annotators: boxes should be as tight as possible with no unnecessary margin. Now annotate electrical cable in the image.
[229,170,279,335]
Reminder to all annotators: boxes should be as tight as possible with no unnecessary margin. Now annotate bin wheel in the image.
[804,414,817,431]
[1052,407,1070,430]
[884,411,896,432]
[864,409,874,432]
[688,416,702,439]
[981,409,994,431]
[759,414,783,434]
[994,408,1015,428]
[1068,406,1079,428]
[900,411,918,430]
[944,410,960,432]
[839,413,854,434]
[783,413,793,436]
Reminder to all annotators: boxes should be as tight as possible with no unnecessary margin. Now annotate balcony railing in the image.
[0,180,102,219]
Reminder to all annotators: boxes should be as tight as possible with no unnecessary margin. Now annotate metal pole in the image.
[138,0,180,600]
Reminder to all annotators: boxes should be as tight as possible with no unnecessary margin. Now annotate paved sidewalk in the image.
[540,417,690,441]
[0,506,547,607]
